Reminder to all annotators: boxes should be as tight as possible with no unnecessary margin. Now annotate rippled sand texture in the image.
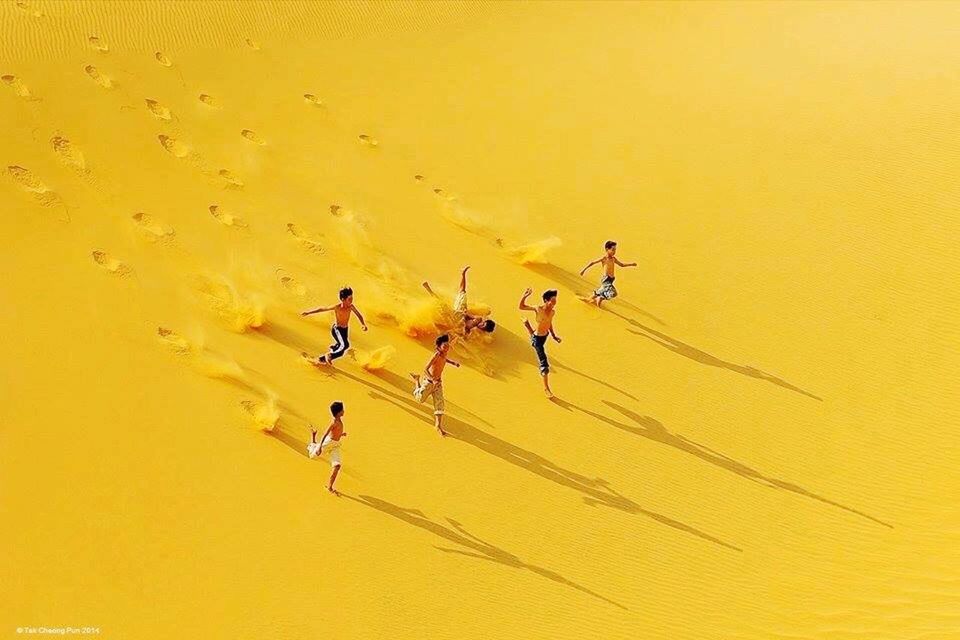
[2,1,958,639]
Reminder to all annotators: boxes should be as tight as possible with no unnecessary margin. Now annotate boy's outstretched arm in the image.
[614,258,638,267]
[519,287,535,311]
[550,323,562,343]
[447,358,461,368]
[579,258,602,276]
[352,305,368,331]
[301,304,333,316]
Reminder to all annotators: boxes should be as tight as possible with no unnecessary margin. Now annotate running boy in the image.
[302,287,368,364]
[307,401,348,495]
[579,240,638,307]
[422,265,496,336]
[519,288,561,398]
[410,334,460,436]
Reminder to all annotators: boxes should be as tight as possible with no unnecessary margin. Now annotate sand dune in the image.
[3,1,959,639]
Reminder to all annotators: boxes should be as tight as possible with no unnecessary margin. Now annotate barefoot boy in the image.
[307,401,348,495]
[422,265,496,336]
[519,288,562,397]
[411,334,460,436]
[302,287,368,364]
[579,240,638,307]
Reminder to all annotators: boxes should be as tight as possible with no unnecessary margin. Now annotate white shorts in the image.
[307,438,342,467]
[414,378,445,415]
[453,291,467,318]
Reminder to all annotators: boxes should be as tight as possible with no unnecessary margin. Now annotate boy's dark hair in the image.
[330,401,345,416]
[435,334,450,347]
[338,287,353,300]
[604,240,617,250]
[542,289,558,302]
[481,319,496,333]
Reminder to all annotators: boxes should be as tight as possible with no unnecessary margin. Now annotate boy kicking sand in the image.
[519,288,562,397]
[302,286,368,365]
[579,240,637,307]
[422,265,496,336]
[411,334,460,436]
[307,401,348,495]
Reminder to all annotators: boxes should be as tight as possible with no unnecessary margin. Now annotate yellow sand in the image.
[2,1,958,638]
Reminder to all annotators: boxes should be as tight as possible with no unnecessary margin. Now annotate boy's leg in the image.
[328,326,350,361]
[521,318,534,336]
[459,266,469,293]
[328,465,341,494]
[422,281,437,297]
[433,385,446,436]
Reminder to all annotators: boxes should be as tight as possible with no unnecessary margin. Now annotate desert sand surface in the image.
[2,1,959,638]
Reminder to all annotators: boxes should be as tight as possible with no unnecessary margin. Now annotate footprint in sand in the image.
[158,134,189,158]
[15,1,44,17]
[358,134,379,148]
[303,93,323,106]
[286,223,324,253]
[276,269,307,297]
[83,64,113,89]
[239,398,279,431]
[88,35,108,52]
[2,74,36,100]
[244,38,261,51]
[157,327,194,356]
[132,212,175,242]
[6,165,66,214]
[145,98,172,121]
[50,135,87,172]
[329,204,343,216]
[433,187,457,202]
[194,274,265,332]
[209,205,247,228]
[218,169,244,188]
[91,250,132,276]
[198,93,217,107]
[154,51,172,67]
[414,174,425,182]
[240,129,266,145]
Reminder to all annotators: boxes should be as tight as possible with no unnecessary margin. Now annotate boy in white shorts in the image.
[307,401,348,495]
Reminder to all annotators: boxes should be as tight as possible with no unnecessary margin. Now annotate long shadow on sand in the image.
[610,312,822,401]
[343,493,626,609]
[524,262,666,326]
[493,327,637,400]
[552,397,890,528]
[332,368,741,552]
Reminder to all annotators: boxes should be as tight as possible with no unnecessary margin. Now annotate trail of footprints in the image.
[209,204,247,228]
[91,250,132,276]
[88,35,108,52]
[145,98,172,121]
[83,64,113,89]
[2,74,37,100]
[132,212,175,242]
[286,223,324,253]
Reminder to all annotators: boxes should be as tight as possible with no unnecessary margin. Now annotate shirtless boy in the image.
[307,401,348,495]
[301,287,368,364]
[422,266,496,336]
[579,241,637,307]
[410,334,460,436]
[519,288,562,398]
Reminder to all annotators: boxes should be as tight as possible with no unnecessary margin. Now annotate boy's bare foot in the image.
[436,427,447,437]
[521,318,534,336]
[316,354,330,365]
[327,486,340,496]
[544,387,554,399]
